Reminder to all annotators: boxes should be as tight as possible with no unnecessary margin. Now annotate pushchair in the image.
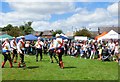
[102,47,112,61]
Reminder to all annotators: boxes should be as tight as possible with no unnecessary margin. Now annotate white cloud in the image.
[32,21,51,31]
[1,2,118,33]
[107,3,118,16]
[88,19,118,27]
[8,2,75,14]
[59,8,113,28]
[48,4,118,32]
[1,2,75,27]
[0,12,51,27]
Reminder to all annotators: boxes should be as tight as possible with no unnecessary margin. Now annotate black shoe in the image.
[51,61,53,63]
[36,60,38,62]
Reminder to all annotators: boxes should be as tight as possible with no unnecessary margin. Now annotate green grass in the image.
[1,54,118,80]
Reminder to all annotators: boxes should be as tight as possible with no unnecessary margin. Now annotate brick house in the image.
[42,30,53,38]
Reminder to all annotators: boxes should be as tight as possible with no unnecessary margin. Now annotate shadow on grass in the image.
[27,66,39,69]
[64,66,76,69]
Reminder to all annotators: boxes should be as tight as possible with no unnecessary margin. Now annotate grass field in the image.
[1,54,119,80]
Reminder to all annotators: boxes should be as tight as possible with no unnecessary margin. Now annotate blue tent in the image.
[24,34,37,41]
[50,36,69,40]
[59,36,69,40]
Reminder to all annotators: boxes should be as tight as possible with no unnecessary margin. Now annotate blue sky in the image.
[1,2,12,13]
[1,2,113,22]
[0,1,118,32]
[1,2,113,12]
[50,2,114,22]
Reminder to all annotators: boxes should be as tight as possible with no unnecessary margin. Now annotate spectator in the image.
[31,41,36,55]
[25,41,30,55]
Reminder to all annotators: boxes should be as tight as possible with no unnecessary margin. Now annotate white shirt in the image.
[55,38,64,48]
[2,41,11,51]
[10,40,17,49]
[49,40,56,50]
[35,41,44,48]
[17,39,25,53]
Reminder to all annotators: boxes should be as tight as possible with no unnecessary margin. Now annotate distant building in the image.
[89,27,120,38]
[33,30,53,38]
[42,30,53,38]
[65,32,74,37]
[99,27,120,34]
[65,32,74,39]
[33,31,42,37]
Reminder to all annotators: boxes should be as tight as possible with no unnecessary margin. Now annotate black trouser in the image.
[32,47,36,55]
[57,48,64,61]
[2,52,12,68]
[19,50,25,63]
[49,50,58,63]
[43,47,47,54]
[64,48,68,55]
[12,49,18,61]
[2,52,12,62]
[36,48,42,61]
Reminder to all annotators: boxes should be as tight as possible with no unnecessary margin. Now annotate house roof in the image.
[42,30,53,36]
[33,31,42,36]
[65,32,74,37]
[99,27,120,34]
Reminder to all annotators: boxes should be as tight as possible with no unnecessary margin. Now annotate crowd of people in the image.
[66,39,120,62]
[1,34,120,69]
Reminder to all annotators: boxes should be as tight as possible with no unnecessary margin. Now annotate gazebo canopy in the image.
[0,34,13,41]
[98,30,120,40]
[24,34,37,41]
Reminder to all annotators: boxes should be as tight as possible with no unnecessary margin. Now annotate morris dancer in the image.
[2,38,13,68]
[48,39,58,63]
[17,36,26,68]
[10,37,18,63]
[55,34,64,69]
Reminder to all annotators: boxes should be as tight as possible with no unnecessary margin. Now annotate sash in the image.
[2,42,6,48]
[13,41,17,46]
[58,40,64,48]
[19,40,25,48]
[37,41,42,48]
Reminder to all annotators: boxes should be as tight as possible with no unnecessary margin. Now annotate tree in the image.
[52,30,63,37]
[19,21,34,35]
[74,28,92,37]
[7,26,22,37]
[1,21,34,37]
[23,21,34,35]
[19,25,25,31]
[2,24,13,31]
